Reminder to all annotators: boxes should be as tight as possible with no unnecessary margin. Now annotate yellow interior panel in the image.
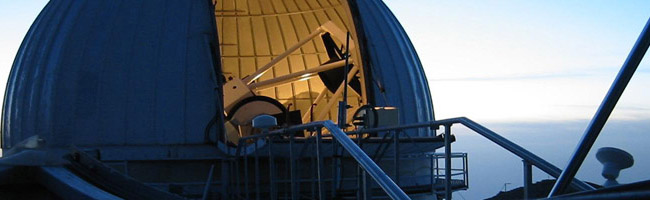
[215,0,366,125]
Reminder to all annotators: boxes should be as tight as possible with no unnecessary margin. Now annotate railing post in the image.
[464,153,469,187]
[332,137,342,199]
[221,159,229,199]
[201,164,215,200]
[363,170,370,200]
[430,154,435,194]
[311,133,317,199]
[523,160,532,200]
[316,128,326,200]
[244,143,250,200]
[234,153,241,197]
[223,127,231,199]
[357,132,363,200]
[436,155,440,184]
[444,124,452,200]
[394,130,400,185]
[268,137,276,200]
[290,132,298,200]
[254,141,260,200]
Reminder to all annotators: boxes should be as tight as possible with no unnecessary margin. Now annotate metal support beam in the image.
[322,121,410,200]
[549,17,650,197]
[314,65,360,122]
[36,167,121,200]
[444,124,452,200]
[523,160,532,200]
[249,59,351,91]
[339,32,352,128]
[243,27,325,84]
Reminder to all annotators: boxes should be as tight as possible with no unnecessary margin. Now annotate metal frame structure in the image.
[232,120,411,200]
[217,115,599,199]
[215,118,470,199]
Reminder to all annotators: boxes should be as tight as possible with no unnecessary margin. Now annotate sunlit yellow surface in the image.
[215,0,365,125]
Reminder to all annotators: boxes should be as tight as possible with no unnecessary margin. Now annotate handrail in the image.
[235,120,411,200]
[347,117,595,191]
[321,121,411,200]
[454,117,595,191]
[234,116,595,197]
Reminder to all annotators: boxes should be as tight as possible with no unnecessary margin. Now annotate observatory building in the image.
[0,0,463,199]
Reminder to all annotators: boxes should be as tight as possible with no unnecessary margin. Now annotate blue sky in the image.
[384,0,650,123]
[1,1,650,199]
[0,0,49,100]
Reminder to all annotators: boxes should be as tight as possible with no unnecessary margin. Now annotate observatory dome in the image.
[2,0,434,150]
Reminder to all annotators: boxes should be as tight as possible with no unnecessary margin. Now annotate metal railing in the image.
[429,152,469,192]
[347,117,594,199]
[230,120,410,200]
[217,116,583,199]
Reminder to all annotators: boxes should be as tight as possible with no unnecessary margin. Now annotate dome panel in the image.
[352,0,435,136]
[2,0,221,148]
